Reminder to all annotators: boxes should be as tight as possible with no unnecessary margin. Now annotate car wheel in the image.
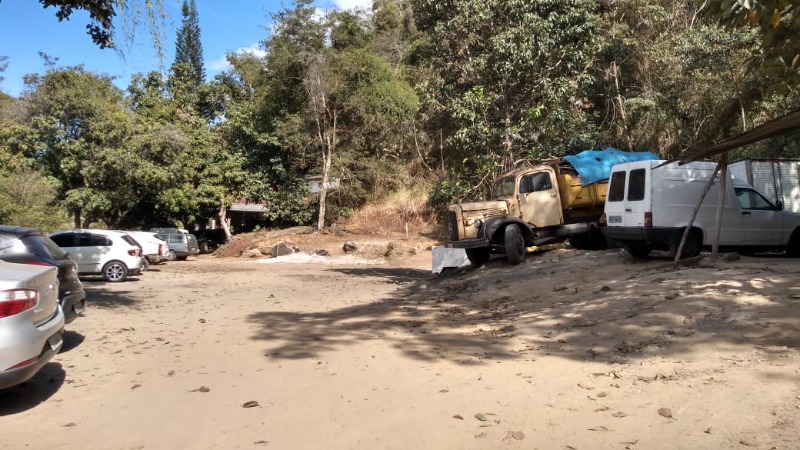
[141,258,150,272]
[505,224,527,265]
[102,260,128,282]
[166,250,176,262]
[176,255,188,261]
[625,243,652,259]
[787,230,800,257]
[465,247,491,267]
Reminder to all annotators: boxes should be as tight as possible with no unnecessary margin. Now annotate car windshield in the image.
[493,176,516,199]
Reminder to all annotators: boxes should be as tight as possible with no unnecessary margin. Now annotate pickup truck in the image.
[445,149,658,265]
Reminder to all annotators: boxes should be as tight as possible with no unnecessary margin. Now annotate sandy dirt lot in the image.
[2,245,800,449]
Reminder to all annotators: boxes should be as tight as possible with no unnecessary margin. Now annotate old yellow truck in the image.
[445,149,657,266]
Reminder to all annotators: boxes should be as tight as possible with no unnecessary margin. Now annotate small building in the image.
[305,175,341,194]
[229,201,267,232]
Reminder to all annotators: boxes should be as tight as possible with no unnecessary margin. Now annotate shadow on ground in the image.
[247,249,800,366]
[59,330,85,354]
[0,363,66,416]
[82,285,141,310]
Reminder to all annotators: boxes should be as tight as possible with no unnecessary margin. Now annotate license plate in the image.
[608,215,622,224]
[48,333,63,352]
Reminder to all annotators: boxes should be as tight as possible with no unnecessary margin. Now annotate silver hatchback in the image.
[0,260,65,390]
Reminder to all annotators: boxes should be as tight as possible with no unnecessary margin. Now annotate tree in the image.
[3,1,168,50]
[700,0,800,72]
[172,0,205,86]
[410,0,599,198]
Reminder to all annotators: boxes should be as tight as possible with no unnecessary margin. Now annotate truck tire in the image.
[625,243,651,259]
[505,225,527,265]
[465,247,491,267]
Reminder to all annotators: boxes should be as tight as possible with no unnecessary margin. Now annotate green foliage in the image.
[0,167,68,231]
[700,0,800,74]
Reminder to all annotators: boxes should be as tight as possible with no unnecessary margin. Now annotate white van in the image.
[602,160,800,258]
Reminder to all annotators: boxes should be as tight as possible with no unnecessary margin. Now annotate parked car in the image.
[155,232,200,261]
[0,260,65,390]
[603,160,800,258]
[0,226,86,323]
[122,231,169,268]
[49,229,144,282]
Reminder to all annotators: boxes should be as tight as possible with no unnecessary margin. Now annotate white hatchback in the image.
[49,230,144,282]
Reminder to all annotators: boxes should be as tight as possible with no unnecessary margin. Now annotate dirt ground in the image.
[2,234,800,449]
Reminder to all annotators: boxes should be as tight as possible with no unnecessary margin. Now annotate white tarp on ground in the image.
[431,246,471,275]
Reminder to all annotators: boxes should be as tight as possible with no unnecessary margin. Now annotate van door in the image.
[622,167,650,227]
[735,187,785,245]
[519,169,563,227]
[604,170,627,228]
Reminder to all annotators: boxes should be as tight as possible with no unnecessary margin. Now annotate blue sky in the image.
[0,0,371,98]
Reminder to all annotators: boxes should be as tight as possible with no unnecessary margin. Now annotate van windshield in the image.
[493,177,516,199]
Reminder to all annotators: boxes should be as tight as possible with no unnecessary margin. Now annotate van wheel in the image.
[625,243,651,259]
[465,247,491,267]
[505,225,527,265]
[166,250,176,262]
[102,260,128,282]
[674,230,702,259]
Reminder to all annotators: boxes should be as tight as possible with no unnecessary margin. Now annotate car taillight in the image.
[0,289,39,318]
[644,212,653,228]
[25,262,51,267]
[128,249,140,256]
[158,244,163,254]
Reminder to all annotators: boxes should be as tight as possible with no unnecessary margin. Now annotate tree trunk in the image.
[673,162,722,267]
[73,209,81,228]
[218,197,232,242]
[317,146,332,231]
[712,156,728,257]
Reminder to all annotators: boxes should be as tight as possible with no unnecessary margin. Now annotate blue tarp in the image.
[562,148,659,186]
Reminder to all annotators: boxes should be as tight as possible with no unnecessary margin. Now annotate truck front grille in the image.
[447,211,459,241]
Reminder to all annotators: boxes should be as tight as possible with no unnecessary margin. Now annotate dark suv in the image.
[0,225,86,323]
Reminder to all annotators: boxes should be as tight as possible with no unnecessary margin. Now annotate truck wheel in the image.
[465,247,491,267]
[625,243,651,259]
[505,225,527,265]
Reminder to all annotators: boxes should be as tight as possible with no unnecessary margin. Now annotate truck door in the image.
[519,169,563,227]
[735,187,785,245]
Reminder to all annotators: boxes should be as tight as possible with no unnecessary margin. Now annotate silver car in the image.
[0,260,65,390]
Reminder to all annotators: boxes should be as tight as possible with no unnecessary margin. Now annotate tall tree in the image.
[172,0,205,86]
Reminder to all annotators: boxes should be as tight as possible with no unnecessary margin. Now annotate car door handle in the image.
[625,208,632,212]
[742,211,751,215]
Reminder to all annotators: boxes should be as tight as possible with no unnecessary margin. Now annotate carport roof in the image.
[660,108,800,167]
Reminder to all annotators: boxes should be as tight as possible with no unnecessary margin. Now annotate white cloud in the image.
[332,0,372,11]
[208,43,267,73]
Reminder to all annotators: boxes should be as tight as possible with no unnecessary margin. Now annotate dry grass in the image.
[343,182,442,238]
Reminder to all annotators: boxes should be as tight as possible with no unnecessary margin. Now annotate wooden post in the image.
[673,162,722,268]
[712,155,728,257]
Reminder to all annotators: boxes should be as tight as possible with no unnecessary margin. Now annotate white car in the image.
[0,260,65,390]
[122,231,169,267]
[49,229,144,282]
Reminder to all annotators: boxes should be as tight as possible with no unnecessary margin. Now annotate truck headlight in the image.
[474,219,483,229]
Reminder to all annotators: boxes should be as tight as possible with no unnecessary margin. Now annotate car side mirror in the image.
[776,200,784,211]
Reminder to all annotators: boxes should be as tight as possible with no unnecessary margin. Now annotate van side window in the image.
[608,171,626,202]
[735,188,775,210]
[627,169,646,201]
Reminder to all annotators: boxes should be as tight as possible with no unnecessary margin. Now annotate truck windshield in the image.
[493,177,516,199]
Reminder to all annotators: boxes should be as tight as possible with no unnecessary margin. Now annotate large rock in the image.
[272,242,295,257]
[343,241,358,254]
